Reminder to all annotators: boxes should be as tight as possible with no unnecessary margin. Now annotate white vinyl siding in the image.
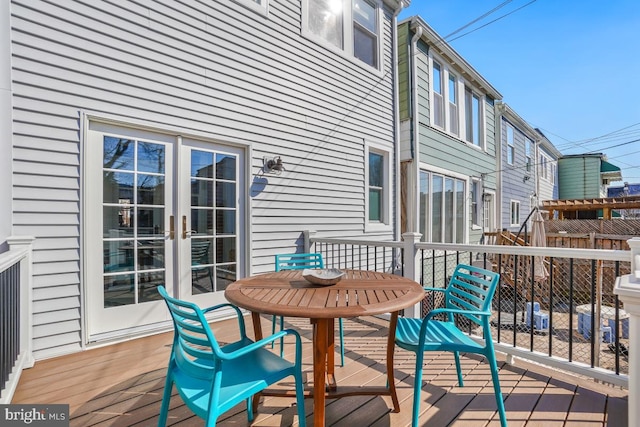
[10,0,397,358]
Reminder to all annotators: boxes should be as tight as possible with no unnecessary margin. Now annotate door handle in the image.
[169,215,175,240]
[182,215,188,239]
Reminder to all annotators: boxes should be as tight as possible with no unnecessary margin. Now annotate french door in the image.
[86,122,244,341]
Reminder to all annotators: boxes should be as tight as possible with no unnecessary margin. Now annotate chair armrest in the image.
[202,303,247,337]
[424,307,490,320]
[218,328,302,360]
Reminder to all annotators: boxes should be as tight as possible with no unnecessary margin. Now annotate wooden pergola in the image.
[542,195,640,219]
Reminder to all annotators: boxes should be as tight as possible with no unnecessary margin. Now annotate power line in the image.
[586,137,640,153]
[447,0,539,43]
[442,1,514,40]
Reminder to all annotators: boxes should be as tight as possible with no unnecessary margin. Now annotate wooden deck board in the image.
[13,315,627,427]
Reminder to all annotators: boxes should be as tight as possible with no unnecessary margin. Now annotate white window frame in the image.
[510,200,520,227]
[418,163,468,244]
[302,0,383,71]
[525,137,532,172]
[550,162,556,184]
[471,178,481,229]
[464,86,485,150]
[365,142,391,231]
[428,54,487,149]
[506,124,515,165]
[233,0,269,16]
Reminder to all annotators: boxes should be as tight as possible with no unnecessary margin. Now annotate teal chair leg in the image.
[158,375,173,426]
[271,315,277,348]
[453,350,464,386]
[246,397,254,422]
[279,316,285,357]
[487,354,507,427]
[412,351,425,427]
[338,318,345,367]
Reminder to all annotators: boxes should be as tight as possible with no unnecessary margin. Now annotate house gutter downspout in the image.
[392,2,405,242]
[494,102,505,230]
[406,21,422,233]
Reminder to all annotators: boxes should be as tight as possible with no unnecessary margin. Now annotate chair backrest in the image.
[158,286,221,380]
[445,264,500,327]
[275,253,324,271]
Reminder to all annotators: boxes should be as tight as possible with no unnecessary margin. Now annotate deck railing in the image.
[306,231,631,387]
[0,237,35,404]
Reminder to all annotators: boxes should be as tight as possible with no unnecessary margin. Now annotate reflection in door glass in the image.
[190,149,238,295]
[103,137,166,307]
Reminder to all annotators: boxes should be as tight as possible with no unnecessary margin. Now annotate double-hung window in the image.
[465,87,483,147]
[525,138,532,171]
[432,62,444,128]
[506,125,515,165]
[366,144,390,229]
[510,200,520,226]
[471,180,480,227]
[448,74,459,135]
[305,0,380,69]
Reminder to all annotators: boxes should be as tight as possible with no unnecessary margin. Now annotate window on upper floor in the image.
[304,0,380,69]
[432,62,444,128]
[525,138,532,171]
[465,87,483,148]
[419,169,466,243]
[429,57,485,147]
[506,124,515,165]
[550,162,556,184]
[539,154,548,179]
[448,74,459,136]
[510,200,520,226]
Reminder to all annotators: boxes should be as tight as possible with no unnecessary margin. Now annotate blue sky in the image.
[399,0,640,185]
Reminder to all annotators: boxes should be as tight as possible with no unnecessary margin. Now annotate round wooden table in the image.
[225,269,425,427]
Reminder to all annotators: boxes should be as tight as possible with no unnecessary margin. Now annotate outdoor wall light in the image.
[263,156,285,175]
[523,175,531,182]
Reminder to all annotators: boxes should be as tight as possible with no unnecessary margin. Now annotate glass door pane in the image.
[188,148,238,296]
[102,137,167,307]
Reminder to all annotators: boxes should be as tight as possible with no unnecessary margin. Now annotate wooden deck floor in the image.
[13,315,628,427]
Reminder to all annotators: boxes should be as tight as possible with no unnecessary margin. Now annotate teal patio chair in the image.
[395,264,507,427]
[157,286,306,427]
[273,253,345,366]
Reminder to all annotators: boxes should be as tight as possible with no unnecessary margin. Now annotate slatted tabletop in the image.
[225,269,425,319]
[225,269,425,427]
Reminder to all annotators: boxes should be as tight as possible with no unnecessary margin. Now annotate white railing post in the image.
[303,230,316,253]
[614,237,640,427]
[7,236,35,370]
[0,236,35,404]
[402,232,422,318]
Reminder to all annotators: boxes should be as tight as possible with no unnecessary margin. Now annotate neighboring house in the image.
[494,105,562,232]
[495,103,538,232]
[535,128,561,205]
[1,0,407,360]
[398,17,501,243]
[558,153,623,218]
[397,17,502,244]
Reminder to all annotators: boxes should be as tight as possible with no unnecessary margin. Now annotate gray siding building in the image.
[2,0,405,360]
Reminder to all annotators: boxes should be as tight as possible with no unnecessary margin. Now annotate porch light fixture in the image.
[263,156,285,175]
